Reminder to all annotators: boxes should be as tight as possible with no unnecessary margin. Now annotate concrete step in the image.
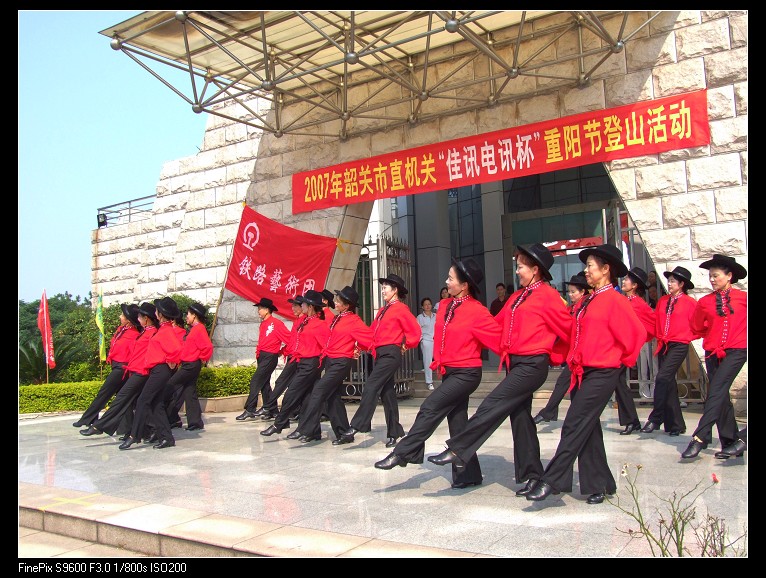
[409,366,565,399]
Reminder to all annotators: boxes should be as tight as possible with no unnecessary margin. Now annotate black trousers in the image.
[131,364,174,443]
[396,366,483,485]
[92,372,148,436]
[274,357,321,431]
[540,366,621,495]
[615,365,640,426]
[349,345,405,438]
[536,365,571,422]
[166,360,204,428]
[78,361,128,426]
[245,352,280,413]
[646,342,688,432]
[692,348,746,448]
[298,357,352,439]
[263,357,298,414]
[446,354,550,484]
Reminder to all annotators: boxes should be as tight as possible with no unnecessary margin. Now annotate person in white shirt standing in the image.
[417,297,437,390]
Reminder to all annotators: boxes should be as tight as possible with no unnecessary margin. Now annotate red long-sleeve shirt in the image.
[567,286,646,388]
[627,295,656,341]
[690,288,747,358]
[106,324,140,364]
[145,321,182,369]
[495,281,572,368]
[256,315,291,357]
[172,325,187,342]
[430,296,501,374]
[654,293,700,352]
[180,322,214,362]
[124,326,157,375]
[362,300,421,355]
[321,311,373,359]
[293,314,330,360]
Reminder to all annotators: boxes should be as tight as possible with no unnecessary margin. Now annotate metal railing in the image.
[96,195,154,228]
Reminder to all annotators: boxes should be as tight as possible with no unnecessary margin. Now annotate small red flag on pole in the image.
[37,290,56,372]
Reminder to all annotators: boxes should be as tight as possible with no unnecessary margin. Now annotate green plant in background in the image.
[609,463,747,557]
[196,366,254,397]
[18,336,88,385]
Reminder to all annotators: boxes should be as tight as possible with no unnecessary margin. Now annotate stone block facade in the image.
[92,11,747,413]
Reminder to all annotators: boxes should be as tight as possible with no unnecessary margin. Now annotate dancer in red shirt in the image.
[375,258,501,489]
[73,303,141,428]
[641,266,700,436]
[526,244,645,504]
[294,286,373,443]
[165,302,214,431]
[261,290,330,437]
[429,244,571,495]
[338,274,422,447]
[682,254,747,459]
[614,267,654,435]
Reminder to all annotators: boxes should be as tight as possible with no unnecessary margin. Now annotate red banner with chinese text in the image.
[37,290,56,369]
[293,90,709,214]
[224,206,336,320]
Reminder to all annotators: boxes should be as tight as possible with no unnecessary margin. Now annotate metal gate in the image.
[342,235,416,401]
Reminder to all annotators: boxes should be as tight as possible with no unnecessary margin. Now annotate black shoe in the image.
[286,430,302,440]
[681,438,708,459]
[153,439,176,449]
[586,492,612,504]
[236,411,255,421]
[320,414,330,422]
[668,429,685,437]
[640,421,659,433]
[451,480,482,489]
[299,435,321,443]
[427,448,466,470]
[374,452,407,470]
[385,437,398,448]
[343,427,359,437]
[144,433,159,444]
[118,436,139,450]
[72,420,86,428]
[252,408,266,417]
[620,422,641,435]
[118,434,129,441]
[515,479,538,497]
[715,438,747,459]
[79,426,102,437]
[260,412,277,421]
[533,414,549,425]
[525,481,559,501]
[260,425,282,436]
[185,424,204,431]
[170,421,183,429]
[333,436,354,446]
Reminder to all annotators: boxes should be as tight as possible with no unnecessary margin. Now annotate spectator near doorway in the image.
[489,282,508,316]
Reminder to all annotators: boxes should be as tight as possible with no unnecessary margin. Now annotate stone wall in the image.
[91,11,747,412]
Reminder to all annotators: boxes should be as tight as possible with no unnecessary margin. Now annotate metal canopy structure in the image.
[101,10,660,140]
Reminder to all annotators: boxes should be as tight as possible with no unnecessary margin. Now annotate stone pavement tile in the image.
[160,513,283,549]
[234,526,371,557]
[340,538,478,557]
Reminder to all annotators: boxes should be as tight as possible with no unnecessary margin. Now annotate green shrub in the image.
[18,365,255,414]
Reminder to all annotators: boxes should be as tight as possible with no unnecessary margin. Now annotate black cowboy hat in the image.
[663,266,695,290]
[254,297,278,312]
[138,301,158,321]
[516,243,554,281]
[379,273,408,296]
[321,289,336,309]
[288,295,305,305]
[578,244,628,278]
[563,272,589,291]
[627,267,649,289]
[451,257,484,294]
[188,302,208,322]
[699,254,747,283]
[154,297,180,320]
[334,285,360,307]
[121,303,141,328]
[302,289,325,309]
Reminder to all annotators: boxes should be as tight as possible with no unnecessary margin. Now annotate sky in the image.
[18,11,209,303]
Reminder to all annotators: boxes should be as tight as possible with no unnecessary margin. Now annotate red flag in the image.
[224,206,337,320]
[37,290,56,369]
